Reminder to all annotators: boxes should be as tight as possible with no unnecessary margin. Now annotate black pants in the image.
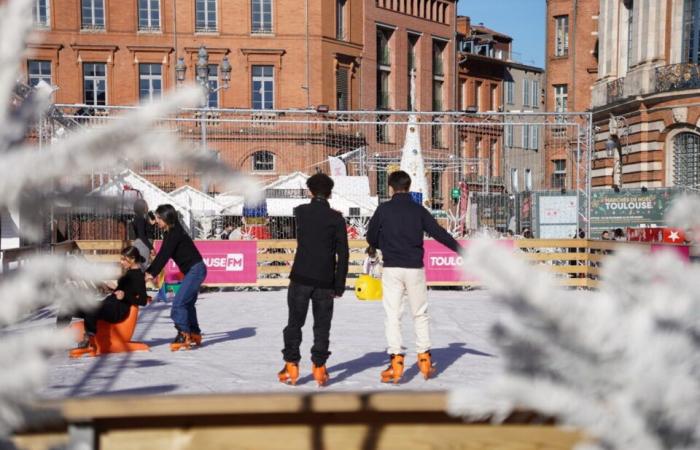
[282,281,335,366]
[57,297,130,335]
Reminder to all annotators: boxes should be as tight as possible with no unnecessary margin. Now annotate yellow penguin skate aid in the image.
[354,274,382,301]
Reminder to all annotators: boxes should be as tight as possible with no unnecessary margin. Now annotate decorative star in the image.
[668,230,680,242]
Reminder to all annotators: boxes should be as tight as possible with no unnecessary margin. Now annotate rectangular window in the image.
[523,79,530,107]
[490,84,498,111]
[504,124,514,148]
[432,39,445,77]
[336,66,349,111]
[139,0,160,31]
[377,27,392,110]
[376,114,390,143]
[683,0,700,63]
[407,33,419,111]
[251,65,274,109]
[83,62,107,106]
[432,80,443,111]
[430,168,443,210]
[552,159,566,188]
[532,80,540,108]
[626,1,635,69]
[251,0,272,34]
[138,63,162,102]
[336,0,346,40]
[511,168,519,192]
[529,124,539,150]
[555,15,569,56]
[81,0,105,30]
[27,60,51,87]
[252,151,275,172]
[522,124,529,149]
[525,168,532,191]
[196,0,217,32]
[505,80,514,105]
[554,84,568,112]
[432,123,443,148]
[33,0,50,27]
[475,81,482,111]
[207,64,219,108]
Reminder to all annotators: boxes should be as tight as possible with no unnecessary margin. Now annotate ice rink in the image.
[26,289,505,399]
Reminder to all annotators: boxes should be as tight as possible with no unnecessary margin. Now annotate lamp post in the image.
[604,114,629,189]
[174,46,231,194]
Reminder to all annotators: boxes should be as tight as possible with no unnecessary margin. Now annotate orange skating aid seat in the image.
[69,305,150,358]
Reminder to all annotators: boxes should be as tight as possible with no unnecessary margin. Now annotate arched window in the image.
[252,150,275,172]
[673,132,700,188]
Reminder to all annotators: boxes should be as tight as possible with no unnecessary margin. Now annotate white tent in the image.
[170,185,225,216]
[220,172,378,217]
[89,169,192,230]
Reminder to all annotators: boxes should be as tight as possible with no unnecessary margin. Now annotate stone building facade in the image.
[591,0,700,190]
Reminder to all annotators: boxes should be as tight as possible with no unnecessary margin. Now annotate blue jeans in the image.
[171,262,207,333]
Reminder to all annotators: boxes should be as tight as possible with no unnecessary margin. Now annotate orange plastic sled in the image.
[69,305,150,358]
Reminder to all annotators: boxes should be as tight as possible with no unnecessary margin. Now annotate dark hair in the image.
[121,246,145,263]
[613,228,624,238]
[366,246,377,256]
[388,170,411,192]
[134,198,148,215]
[306,173,334,199]
[155,204,180,227]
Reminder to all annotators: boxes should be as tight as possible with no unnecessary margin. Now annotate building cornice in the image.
[126,45,174,54]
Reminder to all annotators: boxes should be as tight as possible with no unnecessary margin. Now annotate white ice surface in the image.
[26,289,504,398]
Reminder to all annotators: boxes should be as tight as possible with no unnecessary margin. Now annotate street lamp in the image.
[176,45,232,194]
[604,114,629,189]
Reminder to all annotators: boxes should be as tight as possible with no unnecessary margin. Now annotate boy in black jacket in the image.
[367,170,461,383]
[278,173,349,387]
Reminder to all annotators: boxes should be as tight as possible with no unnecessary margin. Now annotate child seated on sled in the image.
[57,246,148,349]
[362,246,383,278]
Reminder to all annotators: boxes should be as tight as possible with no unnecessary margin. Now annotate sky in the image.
[458,0,546,68]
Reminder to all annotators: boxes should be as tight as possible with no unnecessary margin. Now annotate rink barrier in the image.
[13,392,587,450]
[62,238,690,290]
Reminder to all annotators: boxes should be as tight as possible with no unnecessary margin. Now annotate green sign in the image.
[450,188,461,200]
[590,189,679,234]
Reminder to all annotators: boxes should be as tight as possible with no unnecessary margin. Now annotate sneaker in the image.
[169,332,192,351]
[278,362,299,385]
[417,351,437,380]
[312,364,329,387]
[380,354,405,384]
[191,333,202,346]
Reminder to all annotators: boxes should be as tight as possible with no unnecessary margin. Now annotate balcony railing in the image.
[655,63,700,93]
[606,77,625,104]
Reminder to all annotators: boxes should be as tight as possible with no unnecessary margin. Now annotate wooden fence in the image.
[13,392,586,450]
[67,238,685,289]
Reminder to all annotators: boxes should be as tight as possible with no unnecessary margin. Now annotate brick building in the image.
[591,0,700,190]
[544,0,599,188]
[456,16,510,190]
[23,0,459,195]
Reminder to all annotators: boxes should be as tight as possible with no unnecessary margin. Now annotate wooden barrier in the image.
[68,239,687,289]
[13,392,586,450]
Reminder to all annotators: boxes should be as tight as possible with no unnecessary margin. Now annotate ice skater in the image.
[367,170,461,383]
[58,246,148,350]
[278,173,349,387]
[363,246,383,278]
[145,204,207,351]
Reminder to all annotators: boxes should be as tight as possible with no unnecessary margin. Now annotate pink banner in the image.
[155,240,258,284]
[423,239,515,282]
[650,243,690,261]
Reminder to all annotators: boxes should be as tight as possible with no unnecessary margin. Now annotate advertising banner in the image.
[536,195,578,238]
[155,240,258,284]
[423,240,515,282]
[590,189,678,234]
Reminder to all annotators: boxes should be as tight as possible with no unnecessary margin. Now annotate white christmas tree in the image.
[449,208,700,449]
[0,0,256,445]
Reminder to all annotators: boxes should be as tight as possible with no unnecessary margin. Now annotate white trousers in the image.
[381,267,430,355]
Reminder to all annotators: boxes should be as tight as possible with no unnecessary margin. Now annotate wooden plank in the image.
[75,241,126,251]
[96,424,583,450]
[82,255,121,263]
[256,253,366,262]
[519,252,589,262]
[257,265,364,274]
